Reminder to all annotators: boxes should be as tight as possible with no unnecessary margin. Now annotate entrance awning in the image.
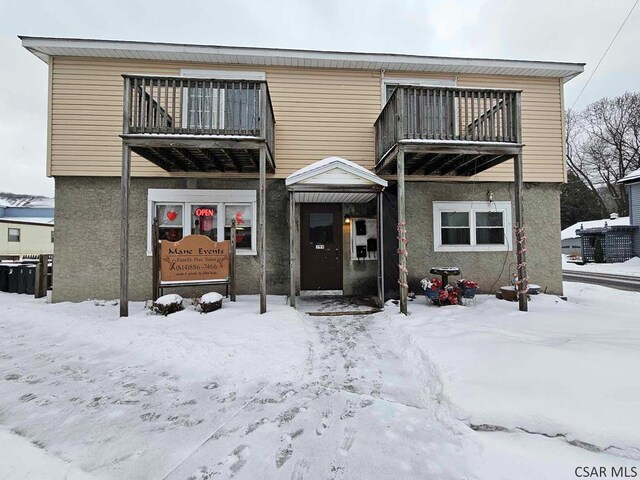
[285,157,388,203]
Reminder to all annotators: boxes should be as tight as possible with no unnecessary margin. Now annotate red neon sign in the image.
[194,208,215,217]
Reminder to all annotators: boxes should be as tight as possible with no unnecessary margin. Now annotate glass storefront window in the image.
[224,204,252,249]
[156,204,183,242]
[148,191,257,255]
[191,205,217,240]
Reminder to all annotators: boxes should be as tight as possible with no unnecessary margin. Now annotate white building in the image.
[0,195,54,259]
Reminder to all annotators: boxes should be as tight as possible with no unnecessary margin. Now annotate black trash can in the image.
[16,265,27,294]
[7,266,18,293]
[23,265,36,295]
[0,265,9,292]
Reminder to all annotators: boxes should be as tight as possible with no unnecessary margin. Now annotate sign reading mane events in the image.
[160,235,230,283]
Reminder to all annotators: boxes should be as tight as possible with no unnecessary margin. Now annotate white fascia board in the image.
[19,36,586,80]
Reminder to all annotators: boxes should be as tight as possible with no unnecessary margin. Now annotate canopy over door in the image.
[286,157,388,203]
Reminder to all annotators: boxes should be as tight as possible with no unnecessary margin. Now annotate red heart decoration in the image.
[166,210,177,221]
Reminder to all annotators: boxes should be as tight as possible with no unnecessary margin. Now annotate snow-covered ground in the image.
[0,286,638,479]
[563,254,640,277]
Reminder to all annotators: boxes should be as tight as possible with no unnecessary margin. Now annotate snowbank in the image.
[0,427,93,479]
[388,283,640,459]
[0,294,314,479]
[563,254,640,277]
[1,288,638,479]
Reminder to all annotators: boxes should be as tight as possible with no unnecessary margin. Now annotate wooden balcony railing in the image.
[374,85,521,162]
[122,75,275,158]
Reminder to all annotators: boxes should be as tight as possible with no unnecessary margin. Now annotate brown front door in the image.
[301,204,343,290]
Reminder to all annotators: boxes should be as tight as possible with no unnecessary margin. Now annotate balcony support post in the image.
[119,76,132,317]
[397,147,408,315]
[376,191,385,308]
[514,152,528,312]
[259,146,267,314]
[259,81,268,314]
[289,191,296,308]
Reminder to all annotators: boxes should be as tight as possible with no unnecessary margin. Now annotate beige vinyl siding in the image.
[463,75,564,182]
[384,72,564,182]
[50,57,565,182]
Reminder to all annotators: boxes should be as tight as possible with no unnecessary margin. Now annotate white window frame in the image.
[180,69,266,130]
[381,77,456,107]
[8,227,20,242]
[147,189,257,256]
[433,201,512,252]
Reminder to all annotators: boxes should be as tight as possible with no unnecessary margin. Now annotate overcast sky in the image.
[1,0,639,197]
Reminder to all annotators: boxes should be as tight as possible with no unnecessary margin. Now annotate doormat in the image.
[306,309,383,316]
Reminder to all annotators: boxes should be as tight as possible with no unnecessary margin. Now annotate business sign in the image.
[160,235,229,282]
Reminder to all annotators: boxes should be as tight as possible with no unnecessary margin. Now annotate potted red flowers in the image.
[457,279,479,299]
[420,278,460,306]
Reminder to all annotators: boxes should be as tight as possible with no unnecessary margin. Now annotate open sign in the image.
[194,207,215,217]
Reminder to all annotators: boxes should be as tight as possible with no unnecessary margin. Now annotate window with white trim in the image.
[433,201,512,252]
[147,189,257,255]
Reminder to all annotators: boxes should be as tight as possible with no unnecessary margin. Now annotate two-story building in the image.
[21,37,583,314]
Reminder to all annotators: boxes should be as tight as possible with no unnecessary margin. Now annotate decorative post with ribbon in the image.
[397,221,409,314]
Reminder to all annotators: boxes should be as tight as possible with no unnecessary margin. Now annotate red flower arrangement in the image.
[460,279,478,289]
[444,284,460,305]
[421,277,466,305]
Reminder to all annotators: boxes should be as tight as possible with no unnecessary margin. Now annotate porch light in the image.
[344,214,351,225]
[487,190,494,202]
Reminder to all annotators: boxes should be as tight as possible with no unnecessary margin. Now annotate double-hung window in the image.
[147,189,257,255]
[433,201,512,252]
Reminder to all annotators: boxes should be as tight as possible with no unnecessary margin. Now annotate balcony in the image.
[121,75,276,173]
[374,85,522,176]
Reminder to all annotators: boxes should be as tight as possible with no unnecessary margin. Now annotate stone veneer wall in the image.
[53,177,289,302]
[404,181,563,295]
[53,177,562,302]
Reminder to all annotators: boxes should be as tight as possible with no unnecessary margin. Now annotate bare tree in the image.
[565,92,640,216]
[565,109,609,214]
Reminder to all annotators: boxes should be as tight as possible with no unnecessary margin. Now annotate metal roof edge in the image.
[19,36,585,79]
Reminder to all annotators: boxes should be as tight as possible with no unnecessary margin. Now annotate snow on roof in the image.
[619,168,640,184]
[561,216,630,240]
[288,156,370,177]
[286,157,387,187]
[0,193,54,208]
[0,217,54,226]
